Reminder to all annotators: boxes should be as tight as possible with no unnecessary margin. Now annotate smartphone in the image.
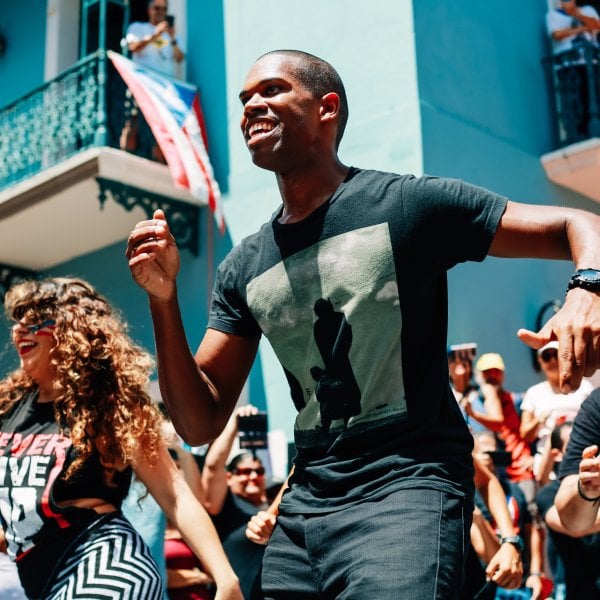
[485,450,512,467]
[165,14,175,27]
[238,412,268,450]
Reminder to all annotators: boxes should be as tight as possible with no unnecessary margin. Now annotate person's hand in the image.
[226,404,259,435]
[162,420,183,450]
[214,578,244,600]
[518,288,600,393]
[245,510,277,545]
[525,573,544,600]
[236,404,259,419]
[460,396,475,417]
[579,445,600,496]
[126,209,180,303]
[485,543,523,589]
[153,20,169,37]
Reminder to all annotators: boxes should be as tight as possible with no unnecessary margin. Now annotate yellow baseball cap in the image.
[476,353,505,372]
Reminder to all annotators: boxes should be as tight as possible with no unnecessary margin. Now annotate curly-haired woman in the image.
[0,277,242,600]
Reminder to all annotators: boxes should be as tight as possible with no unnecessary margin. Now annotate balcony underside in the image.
[0,147,197,270]
[541,137,600,205]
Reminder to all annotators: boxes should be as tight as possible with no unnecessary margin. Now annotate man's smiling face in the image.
[239,54,323,173]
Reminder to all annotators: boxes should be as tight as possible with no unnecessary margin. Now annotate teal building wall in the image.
[0,0,47,107]
[413,0,600,392]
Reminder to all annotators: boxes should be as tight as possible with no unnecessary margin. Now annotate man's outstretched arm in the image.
[489,201,600,392]
[127,209,259,445]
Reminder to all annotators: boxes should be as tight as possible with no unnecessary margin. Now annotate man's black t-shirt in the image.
[560,387,599,478]
[209,167,507,513]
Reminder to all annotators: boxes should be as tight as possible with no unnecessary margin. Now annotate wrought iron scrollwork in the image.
[97,177,199,255]
[544,38,600,147]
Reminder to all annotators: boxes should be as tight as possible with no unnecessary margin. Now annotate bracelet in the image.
[528,572,543,578]
[577,478,600,503]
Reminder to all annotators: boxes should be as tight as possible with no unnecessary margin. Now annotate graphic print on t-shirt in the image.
[246,223,406,447]
[0,431,71,558]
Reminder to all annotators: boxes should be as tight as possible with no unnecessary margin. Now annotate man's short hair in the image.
[259,50,349,148]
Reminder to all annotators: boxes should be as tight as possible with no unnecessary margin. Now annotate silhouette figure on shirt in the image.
[310,298,361,433]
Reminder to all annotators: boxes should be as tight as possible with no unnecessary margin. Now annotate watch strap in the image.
[500,535,524,551]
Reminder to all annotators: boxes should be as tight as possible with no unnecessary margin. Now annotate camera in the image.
[238,412,268,450]
[165,14,175,27]
[485,450,512,467]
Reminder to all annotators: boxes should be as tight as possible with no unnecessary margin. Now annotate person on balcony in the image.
[547,0,600,55]
[547,0,600,141]
[126,0,184,78]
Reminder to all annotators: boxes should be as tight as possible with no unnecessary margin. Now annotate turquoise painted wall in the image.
[185,1,230,193]
[413,0,600,392]
[0,0,47,108]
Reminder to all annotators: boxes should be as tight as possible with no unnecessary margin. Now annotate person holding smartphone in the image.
[126,0,184,77]
[201,406,270,599]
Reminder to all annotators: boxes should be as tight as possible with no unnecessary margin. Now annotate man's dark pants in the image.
[260,486,471,599]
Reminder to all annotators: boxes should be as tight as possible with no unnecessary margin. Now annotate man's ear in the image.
[319,92,340,124]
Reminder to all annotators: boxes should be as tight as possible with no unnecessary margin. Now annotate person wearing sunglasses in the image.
[520,341,594,479]
[0,278,242,600]
[201,406,270,599]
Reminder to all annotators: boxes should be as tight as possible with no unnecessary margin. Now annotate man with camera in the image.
[126,0,184,77]
[127,49,600,598]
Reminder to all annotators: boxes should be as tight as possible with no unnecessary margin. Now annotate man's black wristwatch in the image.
[500,535,524,552]
[567,268,600,293]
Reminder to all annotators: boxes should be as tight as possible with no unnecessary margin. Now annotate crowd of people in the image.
[2,43,600,600]
[449,342,598,598]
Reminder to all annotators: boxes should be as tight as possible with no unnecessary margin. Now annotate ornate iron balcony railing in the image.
[543,38,600,148]
[0,49,157,191]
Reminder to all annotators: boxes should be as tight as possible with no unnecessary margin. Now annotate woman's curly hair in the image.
[0,277,163,484]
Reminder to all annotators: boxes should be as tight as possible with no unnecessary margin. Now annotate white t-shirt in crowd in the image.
[521,378,594,449]
[125,21,182,77]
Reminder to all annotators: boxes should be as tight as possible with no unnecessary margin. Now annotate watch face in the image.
[578,269,600,283]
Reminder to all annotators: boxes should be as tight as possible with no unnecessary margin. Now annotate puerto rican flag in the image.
[108,51,225,233]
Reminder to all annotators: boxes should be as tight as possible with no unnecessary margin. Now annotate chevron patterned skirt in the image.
[41,512,163,600]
